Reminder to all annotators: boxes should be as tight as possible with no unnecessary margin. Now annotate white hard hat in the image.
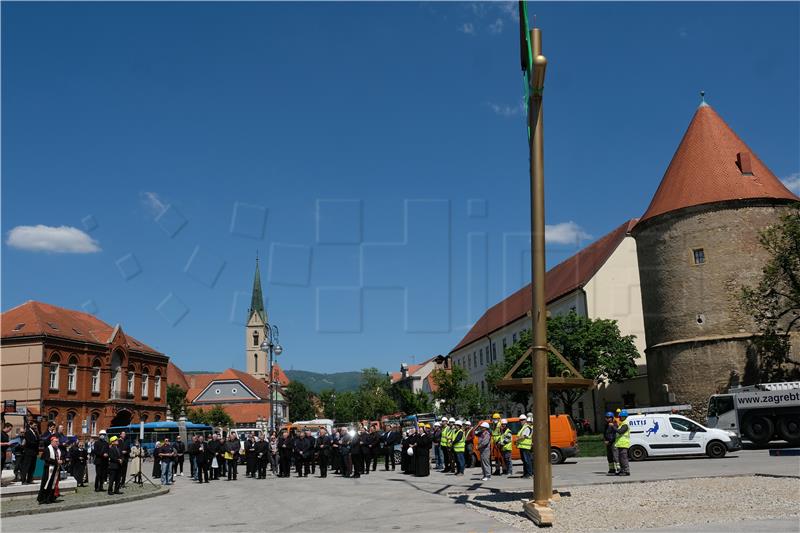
[519,414,527,421]
[455,420,463,426]
[464,420,471,425]
[501,419,508,424]
[99,430,107,435]
[434,422,441,427]
[480,422,490,429]
[449,417,456,422]
[527,413,533,419]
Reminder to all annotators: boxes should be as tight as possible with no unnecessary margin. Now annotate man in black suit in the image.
[92,430,110,492]
[20,415,40,484]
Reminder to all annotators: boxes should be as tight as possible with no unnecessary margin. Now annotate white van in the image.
[626,414,741,461]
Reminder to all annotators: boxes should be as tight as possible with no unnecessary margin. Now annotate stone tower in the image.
[632,100,798,414]
[245,257,269,380]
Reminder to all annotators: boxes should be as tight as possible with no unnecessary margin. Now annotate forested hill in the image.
[285,370,362,393]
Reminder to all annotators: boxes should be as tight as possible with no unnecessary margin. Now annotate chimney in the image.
[400,363,408,379]
[737,152,754,176]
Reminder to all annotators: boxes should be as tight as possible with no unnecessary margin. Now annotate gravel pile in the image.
[456,475,800,532]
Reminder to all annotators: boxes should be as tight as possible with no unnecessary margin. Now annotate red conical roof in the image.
[638,103,798,224]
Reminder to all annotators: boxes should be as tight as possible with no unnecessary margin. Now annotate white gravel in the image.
[455,475,800,532]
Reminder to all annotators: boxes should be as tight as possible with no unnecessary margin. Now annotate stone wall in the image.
[634,199,798,415]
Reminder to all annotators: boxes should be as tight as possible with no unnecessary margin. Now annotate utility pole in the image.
[519,1,554,526]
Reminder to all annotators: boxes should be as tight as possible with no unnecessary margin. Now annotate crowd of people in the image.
[1,409,586,505]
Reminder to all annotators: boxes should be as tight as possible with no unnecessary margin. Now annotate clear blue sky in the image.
[3,2,798,374]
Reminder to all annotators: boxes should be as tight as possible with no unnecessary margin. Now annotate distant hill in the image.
[285,370,363,393]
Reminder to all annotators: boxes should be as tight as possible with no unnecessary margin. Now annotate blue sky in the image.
[3,2,798,374]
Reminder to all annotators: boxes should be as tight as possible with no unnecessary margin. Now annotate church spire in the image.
[248,255,266,323]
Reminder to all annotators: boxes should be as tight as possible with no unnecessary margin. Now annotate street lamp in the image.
[259,324,283,434]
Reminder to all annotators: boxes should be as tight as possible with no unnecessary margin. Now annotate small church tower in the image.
[632,97,798,414]
[245,257,269,380]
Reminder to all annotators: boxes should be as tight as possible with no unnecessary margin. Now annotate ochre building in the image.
[1,301,168,434]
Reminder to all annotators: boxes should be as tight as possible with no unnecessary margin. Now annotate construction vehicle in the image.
[706,382,800,446]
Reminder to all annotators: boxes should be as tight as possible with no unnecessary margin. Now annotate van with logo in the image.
[626,414,741,461]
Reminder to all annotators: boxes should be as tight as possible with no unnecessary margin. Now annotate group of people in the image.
[2,409,563,506]
[603,409,631,476]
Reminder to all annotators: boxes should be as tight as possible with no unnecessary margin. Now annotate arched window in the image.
[127,367,135,397]
[48,410,58,423]
[154,414,161,422]
[154,371,162,399]
[141,414,148,424]
[254,353,258,374]
[68,356,78,391]
[90,412,99,435]
[253,331,259,347]
[49,354,61,390]
[66,412,75,435]
[91,360,101,393]
[141,368,149,398]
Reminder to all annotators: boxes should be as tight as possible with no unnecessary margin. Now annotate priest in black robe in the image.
[414,424,432,477]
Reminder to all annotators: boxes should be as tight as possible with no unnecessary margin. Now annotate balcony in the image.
[109,390,133,402]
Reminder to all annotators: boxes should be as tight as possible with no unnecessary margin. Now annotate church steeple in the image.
[248,255,266,323]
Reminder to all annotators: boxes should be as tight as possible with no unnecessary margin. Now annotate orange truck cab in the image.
[471,415,578,464]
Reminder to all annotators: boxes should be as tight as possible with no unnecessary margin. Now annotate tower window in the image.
[253,331,259,347]
[692,248,705,265]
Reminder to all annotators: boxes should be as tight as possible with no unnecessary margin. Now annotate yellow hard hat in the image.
[492,413,501,419]
[109,436,118,443]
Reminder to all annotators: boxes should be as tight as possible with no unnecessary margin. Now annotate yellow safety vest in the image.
[501,429,513,452]
[614,422,631,449]
[453,429,465,453]
[492,423,502,443]
[517,423,532,450]
[442,426,451,447]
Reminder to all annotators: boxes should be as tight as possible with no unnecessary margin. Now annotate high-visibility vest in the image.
[492,423,502,443]
[517,423,532,450]
[614,422,631,449]
[453,429,465,453]
[442,426,451,447]
[501,429,513,452]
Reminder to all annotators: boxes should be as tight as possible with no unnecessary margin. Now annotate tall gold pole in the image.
[524,26,554,526]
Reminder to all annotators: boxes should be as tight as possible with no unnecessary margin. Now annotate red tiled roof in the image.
[450,220,635,353]
[186,366,291,402]
[192,402,271,425]
[638,104,798,225]
[1,301,162,355]
[271,364,290,387]
[167,361,189,391]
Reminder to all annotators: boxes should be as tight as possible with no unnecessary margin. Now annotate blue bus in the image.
[108,421,213,455]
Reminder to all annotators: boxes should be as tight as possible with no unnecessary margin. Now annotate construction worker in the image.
[441,418,453,473]
[499,419,513,476]
[516,414,533,478]
[452,420,465,476]
[491,413,503,475]
[603,412,617,475]
[613,409,631,476]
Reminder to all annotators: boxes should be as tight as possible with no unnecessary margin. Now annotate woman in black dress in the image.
[414,425,431,477]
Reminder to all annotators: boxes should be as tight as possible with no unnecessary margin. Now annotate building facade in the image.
[449,219,649,427]
[1,301,168,435]
[632,101,799,415]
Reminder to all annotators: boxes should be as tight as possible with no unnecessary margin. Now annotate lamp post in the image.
[259,324,283,434]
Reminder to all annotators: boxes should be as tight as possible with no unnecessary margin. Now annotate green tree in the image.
[741,208,800,383]
[356,367,397,420]
[330,390,359,424]
[187,404,233,428]
[166,383,187,420]
[390,385,433,414]
[431,366,480,416]
[486,312,639,415]
[285,381,316,421]
[318,389,337,419]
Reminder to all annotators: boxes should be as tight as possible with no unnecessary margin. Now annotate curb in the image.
[1,486,169,518]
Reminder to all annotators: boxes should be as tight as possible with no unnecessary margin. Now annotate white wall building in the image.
[449,219,649,428]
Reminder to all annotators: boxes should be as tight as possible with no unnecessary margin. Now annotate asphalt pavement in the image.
[2,450,797,532]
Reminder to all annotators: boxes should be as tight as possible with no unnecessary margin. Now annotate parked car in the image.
[626,413,741,461]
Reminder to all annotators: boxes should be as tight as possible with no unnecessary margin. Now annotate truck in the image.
[706,381,800,446]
